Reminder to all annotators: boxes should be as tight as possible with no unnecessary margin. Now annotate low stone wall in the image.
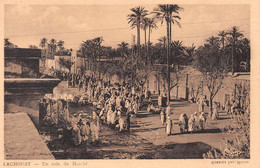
[4,113,54,160]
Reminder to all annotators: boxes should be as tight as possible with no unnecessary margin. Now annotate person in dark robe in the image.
[126,112,131,132]
[39,98,47,126]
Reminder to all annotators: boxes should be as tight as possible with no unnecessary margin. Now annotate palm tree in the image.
[158,36,167,49]
[118,42,129,59]
[39,38,48,52]
[182,43,196,65]
[218,31,227,50]
[48,39,57,58]
[227,26,243,75]
[147,17,157,64]
[141,17,149,47]
[171,40,184,64]
[206,36,220,46]
[147,17,157,46]
[127,6,148,59]
[237,38,250,72]
[57,40,65,55]
[171,40,184,50]
[153,4,182,105]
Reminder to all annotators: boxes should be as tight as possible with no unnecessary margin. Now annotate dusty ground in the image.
[40,81,234,159]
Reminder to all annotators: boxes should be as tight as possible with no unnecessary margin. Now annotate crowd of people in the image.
[158,104,207,136]
[39,70,249,146]
[39,72,155,145]
[40,71,210,141]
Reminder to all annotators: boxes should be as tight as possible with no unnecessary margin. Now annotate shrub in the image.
[203,113,250,159]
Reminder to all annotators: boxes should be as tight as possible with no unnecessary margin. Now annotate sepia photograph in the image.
[3,2,253,161]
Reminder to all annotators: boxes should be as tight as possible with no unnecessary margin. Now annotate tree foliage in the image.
[80,37,103,70]
[194,37,229,115]
[127,6,148,58]
[59,58,74,72]
[29,45,39,49]
[4,38,18,48]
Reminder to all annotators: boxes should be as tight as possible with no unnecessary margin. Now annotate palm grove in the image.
[4,5,250,113]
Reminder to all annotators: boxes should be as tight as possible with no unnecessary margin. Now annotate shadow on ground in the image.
[46,122,215,159]
[154,141,213,159]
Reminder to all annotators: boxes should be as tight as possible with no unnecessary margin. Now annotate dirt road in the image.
[45,81,233,159]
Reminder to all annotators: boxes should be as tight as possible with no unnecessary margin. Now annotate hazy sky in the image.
[4,4,250,50]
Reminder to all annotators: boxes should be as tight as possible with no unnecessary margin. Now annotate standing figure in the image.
[199,112,206,131]
[178,113,188,133]
[133,101,138,115]
[166,116,173,136]
[118,116,126,132]
[188,114,195,133]
[39,98,47,126]
[160,110,166,125]
[158,94,162,107]
[126,112,131,132]
[193,111,200,131]
[64,105,70,123]
[80,121,90,143]
[93,111,100,132]
[131,86,135,95]
[107,107,113,125]
[110,110,117,126]
[145,88,149,99]
[72,124,81,145]
[225,99,231,114]
[166,105,172,117]
[198,94,206,112]
[212,102,219,120]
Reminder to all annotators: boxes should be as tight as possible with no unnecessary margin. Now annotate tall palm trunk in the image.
[222,38,225,50]
[170,18,172,44]
[148,26,151,64]
[232,40,235,75]
[137,23,141,59]
[144,28,147,46]
[144,28,147,64]
[166,18,171,105]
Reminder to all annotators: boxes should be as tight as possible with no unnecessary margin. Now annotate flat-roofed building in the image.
[4,47,41,78]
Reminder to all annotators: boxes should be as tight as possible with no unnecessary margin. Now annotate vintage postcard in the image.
[1,0,259,167]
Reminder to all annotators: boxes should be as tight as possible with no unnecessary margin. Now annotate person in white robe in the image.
[145,88,149,99]
[80,121,90,142]
[178,113,188,133]
[116,96,121,107]
[188,114,195,133]
[212,102,219,120]
[198,112,206,131]
[158,94,162,107]
[193,111,200,131]
[90,121,99,143]
[198,94,206,112]
[107,107,113,125]
[160,110,166,125]
[166,116,173,136]
[118,116,126,132]
[133,102,138,115]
